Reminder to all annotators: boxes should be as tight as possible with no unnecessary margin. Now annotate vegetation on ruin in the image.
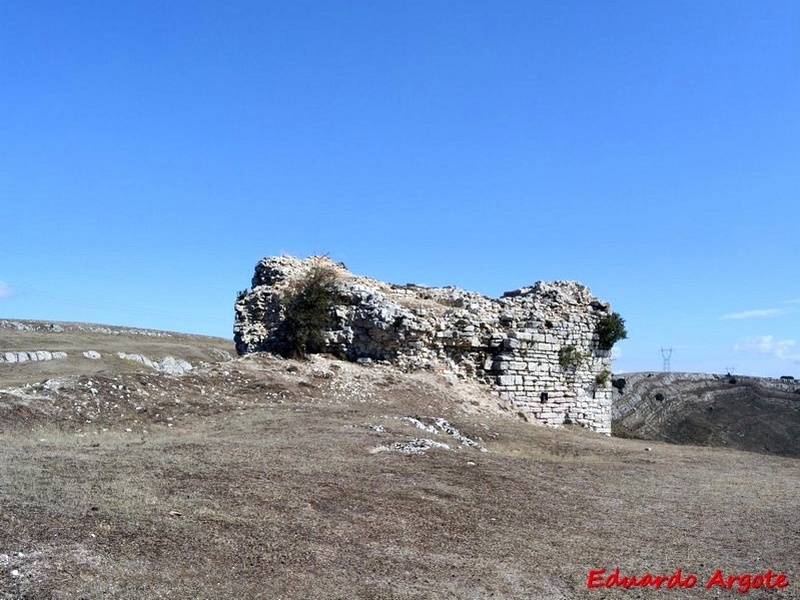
[274,265,341,359]
[595,369,612,386]
[558,345,586,371]
[596,312,628,350]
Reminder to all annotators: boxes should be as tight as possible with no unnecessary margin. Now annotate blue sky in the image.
[2,1,798,376]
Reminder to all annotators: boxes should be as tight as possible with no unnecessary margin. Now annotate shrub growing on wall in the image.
[595,369,612,386]
[274,265,340,359]
[596,312,628,350]
[558,345,586,371]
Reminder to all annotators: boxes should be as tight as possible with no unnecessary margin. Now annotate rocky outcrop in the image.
[0,320,172,337]
[1,351,68,363]
[116,353,193,375]
[234,255,617,433]
[0,320,34,331]
[612,372,800,456]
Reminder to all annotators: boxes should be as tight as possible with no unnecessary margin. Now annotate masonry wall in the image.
[485,331,612,434]
[234,255,615,434]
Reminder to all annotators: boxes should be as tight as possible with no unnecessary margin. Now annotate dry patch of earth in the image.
[0,323,797,598]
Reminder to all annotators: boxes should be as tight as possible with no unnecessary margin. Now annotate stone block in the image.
[497,375,516,386]
[492,359,511,371]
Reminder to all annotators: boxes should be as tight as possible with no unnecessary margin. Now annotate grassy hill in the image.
[0,319,235,388]
[0,322,797,598]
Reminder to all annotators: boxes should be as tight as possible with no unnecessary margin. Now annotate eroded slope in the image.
[613,371,800,457]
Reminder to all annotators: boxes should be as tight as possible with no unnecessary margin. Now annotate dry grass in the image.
[0,339,798,598]
[0,320,235,389]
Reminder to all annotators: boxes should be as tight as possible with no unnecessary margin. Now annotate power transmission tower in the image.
[660,347,673,372]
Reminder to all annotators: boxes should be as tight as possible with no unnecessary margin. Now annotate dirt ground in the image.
[0,325,798,598]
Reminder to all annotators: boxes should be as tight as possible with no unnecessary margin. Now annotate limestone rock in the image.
[117,352,154,369]
[0,320,32,331]
[116,352,192,375]
[153,356,193,375]
[0,350,67,363]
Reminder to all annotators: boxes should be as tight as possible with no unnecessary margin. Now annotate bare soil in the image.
[0,325,797,598]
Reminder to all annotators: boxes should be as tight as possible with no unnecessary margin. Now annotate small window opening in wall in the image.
[540,391,549,403]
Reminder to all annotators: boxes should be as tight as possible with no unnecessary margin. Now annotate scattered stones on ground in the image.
[0,319,172,337]
[371,438,452,455]
[370,415,487,454]
[402,416,438,434]
[0,320,32,331]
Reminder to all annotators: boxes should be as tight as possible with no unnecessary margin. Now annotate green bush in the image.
[558,345,586,371]
[274,265,340,359]
[596,312,628,350]
[595,369,612,386]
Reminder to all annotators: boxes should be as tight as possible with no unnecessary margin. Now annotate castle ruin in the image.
[234,255,617,434]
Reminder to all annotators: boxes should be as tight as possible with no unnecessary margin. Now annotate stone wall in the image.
[234,255,615,434]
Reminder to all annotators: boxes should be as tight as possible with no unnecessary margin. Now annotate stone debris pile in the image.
[235,255,616,433]
[370,415,487,454]
[371,438,452,455]
[402,416,486,451]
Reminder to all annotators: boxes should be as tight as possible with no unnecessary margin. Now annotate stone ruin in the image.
[234,255,616,434]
